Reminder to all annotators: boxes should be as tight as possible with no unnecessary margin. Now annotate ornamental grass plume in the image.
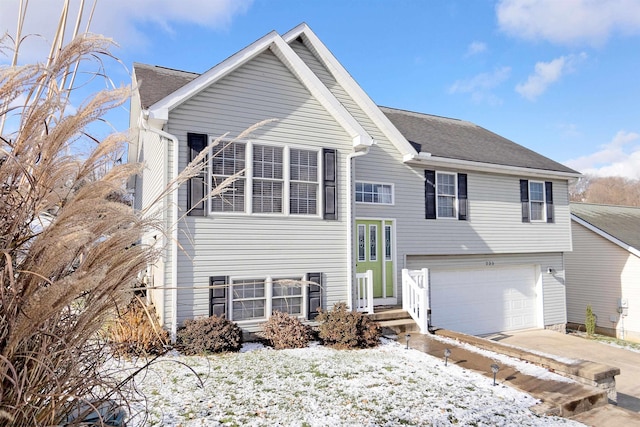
[0,32,159,426]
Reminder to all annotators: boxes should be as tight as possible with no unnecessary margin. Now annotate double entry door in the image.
[355,219,394,300]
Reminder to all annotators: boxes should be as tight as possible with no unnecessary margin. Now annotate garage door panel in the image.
[430,266,537,335]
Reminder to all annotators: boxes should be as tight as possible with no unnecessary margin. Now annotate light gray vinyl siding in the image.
[407,252,567,327]
[290,39,572,309]
[136,130,173,324]
[566,221,640,340]
[167,49,352,326]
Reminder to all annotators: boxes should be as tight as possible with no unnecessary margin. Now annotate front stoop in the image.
[367,309,419,334]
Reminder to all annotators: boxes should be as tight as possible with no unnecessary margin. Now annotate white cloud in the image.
[0,0,253,63]
[465,41,487,57]
[515,53,586,101]
[496,0,640,46]
[448,66,511,105]
[565,131,640,179]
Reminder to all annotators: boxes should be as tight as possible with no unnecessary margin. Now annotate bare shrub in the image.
[316,303,381,349]
[106,297,169,357]
[262,311,312,349]
[177,316,243,354]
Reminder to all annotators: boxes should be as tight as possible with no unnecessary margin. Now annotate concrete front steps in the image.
[367,308,419,334]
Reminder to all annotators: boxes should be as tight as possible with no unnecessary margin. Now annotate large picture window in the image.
[210,142,320,216]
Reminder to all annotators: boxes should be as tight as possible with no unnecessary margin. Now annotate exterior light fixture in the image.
[405,334,411,349]
[444,348,451,366]
[491,363,500,386]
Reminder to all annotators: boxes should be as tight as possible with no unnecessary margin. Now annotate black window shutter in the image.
[209,276,228,318]
[307,272,323,320]
[323,148,337,220]
[425,170,436,219]
[520,179,530,223]
[545,181,554,223]
[187,133,207,216]
[457,173,468,221]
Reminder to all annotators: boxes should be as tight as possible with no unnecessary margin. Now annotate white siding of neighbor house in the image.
[406,252,567,327]
[290,39,572,307]
[165,49,353,327]
[566,221,640,342]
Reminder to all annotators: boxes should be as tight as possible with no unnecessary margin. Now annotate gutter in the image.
[346,147,370,310]
[139,111,180,342]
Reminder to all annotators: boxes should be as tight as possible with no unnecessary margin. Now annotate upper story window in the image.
[209,141,320,216]
[355,182,393,205]
[520,179,554,223]
[425,170,468,221]
[436,172,456,218]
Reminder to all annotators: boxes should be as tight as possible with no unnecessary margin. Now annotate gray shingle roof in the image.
[132,63,578,175]
[380,107,578,174]
[133,63,198,109]
[571,202,640,251]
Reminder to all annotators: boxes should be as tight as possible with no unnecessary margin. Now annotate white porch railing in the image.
[402,268,429,333]
[355,270,374,314]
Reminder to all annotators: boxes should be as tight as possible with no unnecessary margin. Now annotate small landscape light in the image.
[405,334,411,350]
[444,348,451,366]
[491,363,500,386]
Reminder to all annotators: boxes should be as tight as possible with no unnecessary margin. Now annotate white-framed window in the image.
[230,277,303,321]
[529,181,545,222]
[355,182,393,204]
[271,279,303,315]
[231,279,265,321]
[210,141,320,216]
[436,172,456,218]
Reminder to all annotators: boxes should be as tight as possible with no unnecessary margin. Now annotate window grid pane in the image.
[272,280,303,315]
[436,173,456,218]
[211,142,246,212]
[355,182,393,204]
[529,182,545,221]
[253,181,283,213]
[290,149,318,215]
[231,279,266,321]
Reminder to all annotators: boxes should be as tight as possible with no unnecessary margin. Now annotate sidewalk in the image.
[392,330,640,425]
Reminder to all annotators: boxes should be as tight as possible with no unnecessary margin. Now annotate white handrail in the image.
[402,268,429,333]
[355,270,374,313]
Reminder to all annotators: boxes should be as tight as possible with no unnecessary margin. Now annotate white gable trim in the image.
[283,24,417,156]
[572,214,640,258]
[148,30,372,148]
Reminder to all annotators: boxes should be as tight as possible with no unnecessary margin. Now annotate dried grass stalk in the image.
[0,33,157,426]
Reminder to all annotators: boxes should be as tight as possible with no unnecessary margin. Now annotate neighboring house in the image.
[129,23,580,340]
[566,203,640,342]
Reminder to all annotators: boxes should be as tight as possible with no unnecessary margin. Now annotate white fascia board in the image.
[269,36,372,148]
[403,154,582,180]
[571,214,640,258]
[283,24,415,156]
[147,30,281,120]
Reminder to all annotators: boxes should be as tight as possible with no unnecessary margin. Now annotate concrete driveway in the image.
[495,329,640,412]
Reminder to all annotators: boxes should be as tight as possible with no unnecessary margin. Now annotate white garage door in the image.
[430,266,538,335]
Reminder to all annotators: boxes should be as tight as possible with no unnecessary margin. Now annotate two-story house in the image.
[129,23,580,340]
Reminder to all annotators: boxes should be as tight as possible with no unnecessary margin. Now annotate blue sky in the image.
[2,0,640,178]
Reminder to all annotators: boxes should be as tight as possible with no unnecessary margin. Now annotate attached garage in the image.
[430,265,540,335]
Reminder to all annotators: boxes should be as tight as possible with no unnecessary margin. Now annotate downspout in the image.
[346,147,369,310]
[139,111,180,342]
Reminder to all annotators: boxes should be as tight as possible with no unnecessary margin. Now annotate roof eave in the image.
[403,153,582,180]
[571,214,640,258]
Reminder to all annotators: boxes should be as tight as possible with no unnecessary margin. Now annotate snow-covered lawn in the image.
[113,340,585,426]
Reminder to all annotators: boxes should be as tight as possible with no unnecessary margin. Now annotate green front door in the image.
[355,219,394,299]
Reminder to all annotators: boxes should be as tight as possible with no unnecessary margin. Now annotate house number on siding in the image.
[485,261,495,266]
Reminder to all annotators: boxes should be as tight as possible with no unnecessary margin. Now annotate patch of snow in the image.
[109,340,585,426]
[432,335,577,382]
